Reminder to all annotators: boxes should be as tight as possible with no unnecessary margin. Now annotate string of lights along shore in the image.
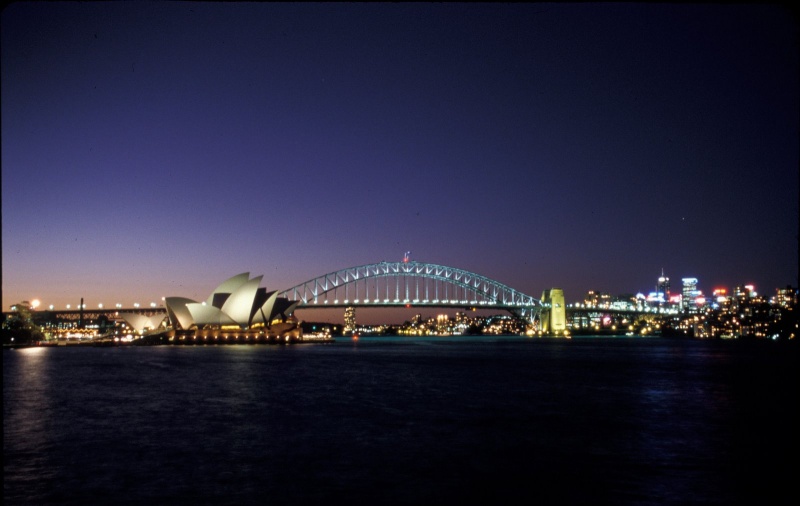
[3,256,798,345]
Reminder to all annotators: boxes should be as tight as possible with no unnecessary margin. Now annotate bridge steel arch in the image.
[278,261,543,321]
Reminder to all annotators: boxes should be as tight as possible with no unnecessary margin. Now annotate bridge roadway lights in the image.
[540,288,567,336]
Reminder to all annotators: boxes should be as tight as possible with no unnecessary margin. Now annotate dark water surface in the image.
[4,336,798,505]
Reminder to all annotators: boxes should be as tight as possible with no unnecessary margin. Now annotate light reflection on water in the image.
[4,337,797,505]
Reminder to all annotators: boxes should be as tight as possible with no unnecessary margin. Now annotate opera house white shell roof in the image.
[118,313,167,333]
[164,273,299,330]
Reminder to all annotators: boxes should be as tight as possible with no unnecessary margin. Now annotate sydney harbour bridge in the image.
[278,260,545,322]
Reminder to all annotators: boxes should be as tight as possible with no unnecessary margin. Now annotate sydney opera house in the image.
[120,273,302,342]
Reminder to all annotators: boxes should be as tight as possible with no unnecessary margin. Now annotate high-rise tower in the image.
[682,278,698,313]
[343,306,356,334]
[657,270,670,304]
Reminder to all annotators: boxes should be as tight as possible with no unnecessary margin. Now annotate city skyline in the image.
[2,3,798,315]
[3,263,786,327]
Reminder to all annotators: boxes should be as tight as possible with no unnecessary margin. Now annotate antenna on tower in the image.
[403,251,411,263]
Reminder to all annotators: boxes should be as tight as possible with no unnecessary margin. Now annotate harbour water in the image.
[4,336,798,505]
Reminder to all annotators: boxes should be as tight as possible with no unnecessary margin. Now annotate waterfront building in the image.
[344,306,356,334]
[164,273,301,340]
[436,314,449,334]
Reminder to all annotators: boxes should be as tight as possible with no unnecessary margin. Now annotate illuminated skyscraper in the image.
[344,306,356,334]
[657,270,670,304]
[682,278,698,313]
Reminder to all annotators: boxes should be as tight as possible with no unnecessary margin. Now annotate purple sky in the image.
[2,2,798,323]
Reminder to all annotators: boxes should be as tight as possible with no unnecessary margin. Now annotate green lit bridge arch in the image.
[278,261,543,321]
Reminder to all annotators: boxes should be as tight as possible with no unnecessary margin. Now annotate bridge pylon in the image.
[540,288,566,336]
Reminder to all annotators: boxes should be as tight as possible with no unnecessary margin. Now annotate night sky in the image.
[2,2,798,322]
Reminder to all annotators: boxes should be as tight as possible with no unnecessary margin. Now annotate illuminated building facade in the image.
[344,306,356,334]
[682,278,699,313]
[657,271,670,303]
[734,285,756,300]
[771,286,797,308]
[645,271,671,306]
[436,314,448,334]
[584,290,612,308]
